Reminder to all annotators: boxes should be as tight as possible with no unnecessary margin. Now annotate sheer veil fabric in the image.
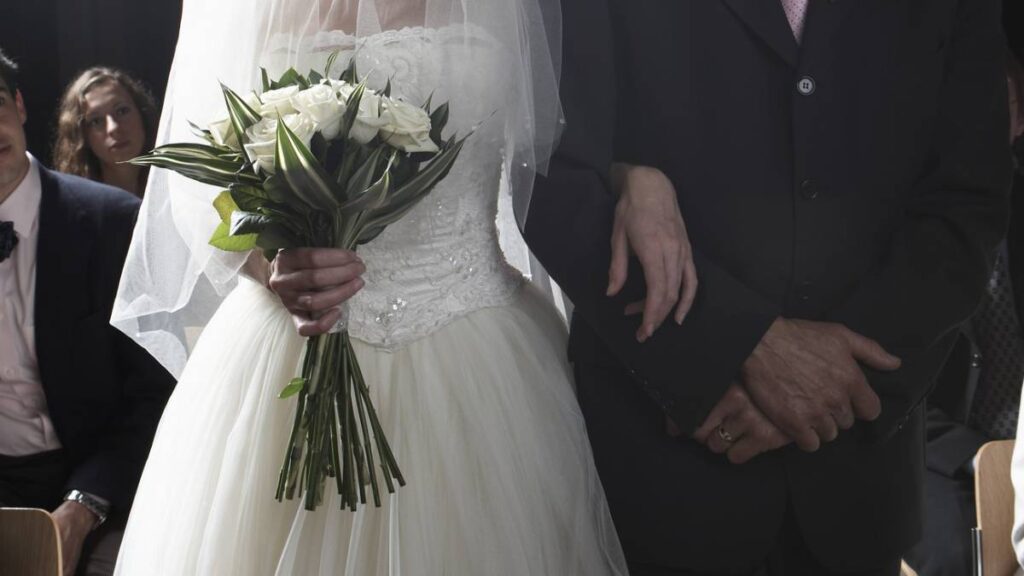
[110,0,563,376]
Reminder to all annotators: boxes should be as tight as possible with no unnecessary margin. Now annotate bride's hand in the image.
[608,163,697,343]
[269,248,367,337]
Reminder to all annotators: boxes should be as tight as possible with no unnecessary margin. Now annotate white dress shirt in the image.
[0,153,62,456]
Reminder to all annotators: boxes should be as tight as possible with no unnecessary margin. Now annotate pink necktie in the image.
[781,0,809,43]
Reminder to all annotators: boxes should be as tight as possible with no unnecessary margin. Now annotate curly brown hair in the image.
[52,67,159,196]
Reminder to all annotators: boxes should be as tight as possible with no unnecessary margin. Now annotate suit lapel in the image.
[721,0,799,69]
[35,167,92,389]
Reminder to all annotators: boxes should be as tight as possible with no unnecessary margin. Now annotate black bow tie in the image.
[0,220,18,263]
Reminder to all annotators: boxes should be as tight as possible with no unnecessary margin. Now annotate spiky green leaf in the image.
[274,120,341,211]
[428,102,449,146]
[222,84,262,149]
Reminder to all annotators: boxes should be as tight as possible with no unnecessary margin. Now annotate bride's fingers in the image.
[293,278,366,314]
[271,261,366,295]
[674,254,698,325]
[293,306,344,338]
[275,247,361,274]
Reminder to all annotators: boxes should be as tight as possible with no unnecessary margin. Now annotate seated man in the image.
[0,49,174,576]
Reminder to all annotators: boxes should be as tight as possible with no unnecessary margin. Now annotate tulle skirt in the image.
[113,278,627,575]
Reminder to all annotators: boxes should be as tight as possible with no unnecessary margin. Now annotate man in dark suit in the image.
[524,1,1012,575]
[905,12,1024,575]
[0,49,174,576]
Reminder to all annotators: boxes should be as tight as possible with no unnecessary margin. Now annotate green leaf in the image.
[340,58,358,84]
[340,157,393,216]
[274,120,342,211]
[308,69,324,85]
[344,146,386,199]
[228,184,269,213]
[130,146,259,189]
[261,68,271,93]
[256,223,302,252]
[428,102,449,146]
[222,84,262,150]
[230,211,272,236]
[188,121,219,146]
[213,190,238,224]
[208,221,258,252]
[279,378,306,399]
[354,136,468,236]
[337,83,367,145]
[275,68,307,90]
[324,51,341,80]
[262,173,293,204]
[382,79,392,98]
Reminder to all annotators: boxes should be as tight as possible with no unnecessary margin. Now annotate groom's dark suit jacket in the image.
[32,165,174,511]
[525,0,1012,572]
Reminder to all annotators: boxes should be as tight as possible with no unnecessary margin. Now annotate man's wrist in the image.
[63,489,110,527]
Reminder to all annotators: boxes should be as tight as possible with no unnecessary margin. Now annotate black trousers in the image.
[902,468,976,576]
[628,504,901,576]
[0,449,68,509]
[0,450,124,576]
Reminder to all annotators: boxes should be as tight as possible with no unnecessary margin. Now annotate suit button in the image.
[795,281,813,302]
[800,179,818,200]
[797,76,816,96]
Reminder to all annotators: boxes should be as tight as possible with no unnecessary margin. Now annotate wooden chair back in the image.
[0,508,62,576]
[974,440,1018,576]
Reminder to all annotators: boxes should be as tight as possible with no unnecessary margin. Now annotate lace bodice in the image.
[274,26,525,348]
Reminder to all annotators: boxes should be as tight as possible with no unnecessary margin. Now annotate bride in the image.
[110,0,628,574]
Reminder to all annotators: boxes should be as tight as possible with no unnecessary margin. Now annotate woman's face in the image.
[81,81,146,169]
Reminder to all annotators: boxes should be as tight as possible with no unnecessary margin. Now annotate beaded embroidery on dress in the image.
[114,25,627,576]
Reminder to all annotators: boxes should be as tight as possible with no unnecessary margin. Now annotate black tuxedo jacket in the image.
[33,165,174,511]
[525,0,1012,572]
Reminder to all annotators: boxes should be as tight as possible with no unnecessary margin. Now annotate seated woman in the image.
[52,67,157,197]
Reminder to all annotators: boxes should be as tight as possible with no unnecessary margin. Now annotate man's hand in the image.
[741,318,902,452]
[607,163,697,342]
[269,248,366,337]
[51,501,96,576]
[691,384,791,464]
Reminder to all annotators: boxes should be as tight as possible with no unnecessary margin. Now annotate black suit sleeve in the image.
[64,201,175,510]
[828,0,1013,441]
[524,0,779,432]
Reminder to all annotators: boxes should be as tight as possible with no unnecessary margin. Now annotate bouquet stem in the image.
[276,331,405,511]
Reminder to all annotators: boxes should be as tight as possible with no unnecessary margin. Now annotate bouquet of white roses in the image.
[132,57,468,512]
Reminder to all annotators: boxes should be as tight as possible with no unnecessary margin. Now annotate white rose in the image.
[258,85,300,118]
[380,98,439,154]
[291,84,346,139]
[207,117,239,150]
[243,113,317,175]
[336,84,387,145]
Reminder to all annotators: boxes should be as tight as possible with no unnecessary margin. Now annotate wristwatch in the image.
[63,489,110,526]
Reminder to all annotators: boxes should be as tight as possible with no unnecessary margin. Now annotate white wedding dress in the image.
[114,26,627,576]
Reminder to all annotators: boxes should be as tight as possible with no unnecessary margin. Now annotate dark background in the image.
[0,0,184,165]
